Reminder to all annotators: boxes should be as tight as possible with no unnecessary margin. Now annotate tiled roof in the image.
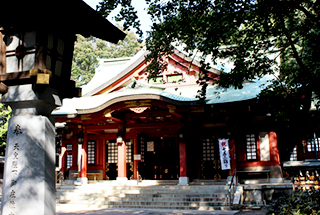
[206,75,272,104]
[82,48,149,96]
[53,77,271,116]
[53,88,198,116]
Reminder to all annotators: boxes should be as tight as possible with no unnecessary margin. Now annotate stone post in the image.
[0,84,60,215]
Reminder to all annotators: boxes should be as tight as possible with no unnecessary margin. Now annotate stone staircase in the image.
[56,180,232,211]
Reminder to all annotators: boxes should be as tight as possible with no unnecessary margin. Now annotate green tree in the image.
[0,98,12,156]
[96,30,144,59]
[98,0,320,138]
[72,35,98,87]
[98,0,319,99]
[72,29,144,87]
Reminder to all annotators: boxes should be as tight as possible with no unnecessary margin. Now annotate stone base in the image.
[74,177,88,186]
[1,115,55,215]
[178,177,189,186]
[114,177,128,185]
[79,177,88,184]
[116,177,128,182]
[243,183,294,205]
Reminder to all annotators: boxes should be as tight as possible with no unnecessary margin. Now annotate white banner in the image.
[218,139,231,170]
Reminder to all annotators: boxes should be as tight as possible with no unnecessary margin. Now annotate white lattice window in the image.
[107,139,133,163]
[246,134,257,160]
[107,140,118,164]
[140,136,145,162]
[148,76,163,84]
[66,154,72,168]
[307,138,320,152]
[87,141,95,164]
[167,74,183,83]
[290,146,298,161]
[202,138,215,161]
[66,144,72,151]
[126,140,133,163]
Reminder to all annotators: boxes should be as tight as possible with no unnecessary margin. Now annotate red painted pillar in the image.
[117,138,127,180]
[79,130,88,184]
[178,140,189,185]
[269,131,280,163]
[72,132,78,170]
[102,137,107,180]
[133,135,139,180]
[229,139,237,175]
[60,143,66,171]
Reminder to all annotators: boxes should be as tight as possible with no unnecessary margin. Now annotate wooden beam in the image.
[125,110,174,119]
[86,124,117,131]
[105,116,123,123]
[167,104,184,118]
[103,109,124,123]
[126,122,179,129]
[170,111,183,118]
[87,131,101,135]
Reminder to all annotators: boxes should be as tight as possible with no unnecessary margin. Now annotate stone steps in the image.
[106,196,226,202]
[106,205,230,211]
[56,181,231,211]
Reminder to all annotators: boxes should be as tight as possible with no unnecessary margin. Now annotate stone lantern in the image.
[0,28,79,97]
[0,1,125,215]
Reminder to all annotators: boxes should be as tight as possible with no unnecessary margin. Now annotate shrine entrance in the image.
[105,139,134,180]
[139,136,179,180]
[198,134,229,180]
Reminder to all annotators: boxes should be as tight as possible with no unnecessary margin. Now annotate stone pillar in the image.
[1,85,60,215]
[117,139,127,182]
[178,140,189,185]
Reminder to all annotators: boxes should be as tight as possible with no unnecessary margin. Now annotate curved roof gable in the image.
[54,88,198,116]
[82,47,220,97]
[82,48,149,96]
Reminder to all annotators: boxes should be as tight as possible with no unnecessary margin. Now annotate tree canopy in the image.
[98,0,320,138]
[98,0,319,98]
[0,98,11,156]
[71,28,144,86]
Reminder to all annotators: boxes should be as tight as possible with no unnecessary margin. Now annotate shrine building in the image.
[52,47,317,186]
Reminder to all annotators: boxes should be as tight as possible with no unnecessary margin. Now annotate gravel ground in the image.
[235,207,268,215]
[56,205,269,215]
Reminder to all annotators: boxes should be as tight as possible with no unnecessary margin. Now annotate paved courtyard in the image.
[56,204,268,215]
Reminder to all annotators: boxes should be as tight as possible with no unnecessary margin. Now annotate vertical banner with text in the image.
[218,139,231,170]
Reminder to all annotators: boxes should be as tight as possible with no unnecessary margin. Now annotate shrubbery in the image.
[267,189,320,215]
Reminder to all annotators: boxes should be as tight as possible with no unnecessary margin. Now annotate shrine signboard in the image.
[218,139,231,170]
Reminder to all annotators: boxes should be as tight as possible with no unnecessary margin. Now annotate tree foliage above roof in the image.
[71,28,144,86]
[97,0,320,105]
[97,0,320,139]
[0,98,11,156]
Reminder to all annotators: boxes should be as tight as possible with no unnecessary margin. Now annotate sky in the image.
[83,0,152,39]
